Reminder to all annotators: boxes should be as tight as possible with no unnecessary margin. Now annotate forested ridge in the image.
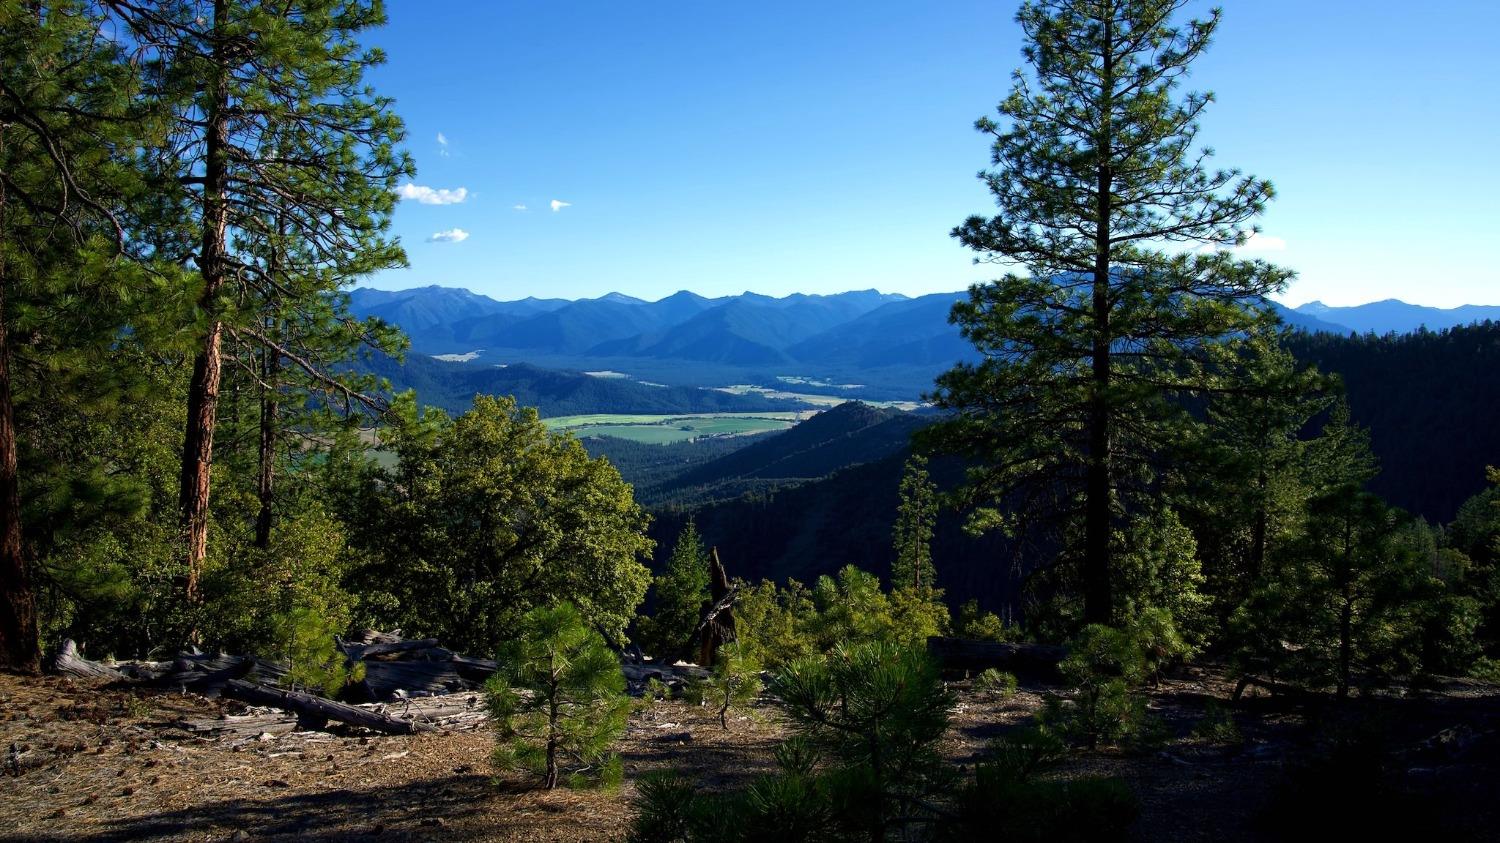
[3,2,1499,840]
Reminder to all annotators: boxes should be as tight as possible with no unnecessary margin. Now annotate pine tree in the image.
[0,0,152,671]
[891,454,937,592]
[1175,332,1334,614]
[116,0,410,624]
[486,601,630,789]
[925,0,1290,625]
[637,519,711,662]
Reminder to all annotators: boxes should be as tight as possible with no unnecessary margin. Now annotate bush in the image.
[945,727,1138,842]
[1041,625,1148,749]
[1191,701,1242,744]
[486,602,629,789]
[956,599,1014,642]
[267,607,362,696]
[698,642,762,729]
[974,668,1018,697]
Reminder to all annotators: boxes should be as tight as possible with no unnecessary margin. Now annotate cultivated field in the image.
[542,412,808,444]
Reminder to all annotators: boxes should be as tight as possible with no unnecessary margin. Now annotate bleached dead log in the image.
[182,691,490,737]
[222,679,437,735]
[50,640,127,681]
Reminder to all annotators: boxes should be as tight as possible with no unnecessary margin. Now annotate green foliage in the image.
[945,726,1137,842]
[1234,484,1432,697]
[354,395,653,654]
[1191,702,1242,745]
[1123,607,1195,684]
[1115,508,1211,651]
[266,607,361,696]
[974,668,1018,698]
[923,0,1292,627]
[1043,625,1148,749]
[636,520,710,662]
[892,454,937,592]
[731,577,818,670]
[955,599,1014,642]
[773,641,956,838]
[485,602,629,790]
[696,642,762,730]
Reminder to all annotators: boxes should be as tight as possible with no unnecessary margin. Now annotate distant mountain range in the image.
[349,285,1500,399]
[357,353,808,418]
[1288,300,1500,335]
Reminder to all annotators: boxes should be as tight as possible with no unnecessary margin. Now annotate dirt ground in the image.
[2,670,1497,842]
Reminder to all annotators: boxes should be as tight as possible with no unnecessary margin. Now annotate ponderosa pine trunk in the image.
[178,0,230,624]
[0,262,39,674]
[1082,10,1116,627]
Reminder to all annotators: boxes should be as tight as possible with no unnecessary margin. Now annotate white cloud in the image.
[436,132,449,156]
[427,228,469,243]
[1240,231,1287,252]
[550,199,571,212]
[513,204,528,211]
[396,182,468,205]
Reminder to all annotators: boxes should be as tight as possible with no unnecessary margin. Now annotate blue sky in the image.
[364,1,1500,308]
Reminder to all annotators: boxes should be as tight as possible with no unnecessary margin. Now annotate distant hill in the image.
[646,402,929,505]
[1286,320,1500,522]
[1269,301,1351,334]
[788,294,975,368]
[1293,299,1500,335]
[361,353,813,418]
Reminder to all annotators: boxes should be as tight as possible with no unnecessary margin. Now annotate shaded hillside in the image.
[1287,321,1500,522]
[650,453,1023,613]
[581,434,769,492]
[647,402,927,504]
[361,353,811,417]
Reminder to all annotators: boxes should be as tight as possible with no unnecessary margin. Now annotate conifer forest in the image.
[2,1,1497,840]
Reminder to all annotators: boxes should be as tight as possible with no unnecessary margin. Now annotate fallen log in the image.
[183,691,489,737]
[925,637,1067,678]
[358,660,468,700]
[222,679,437,735]
[49,640,127,681]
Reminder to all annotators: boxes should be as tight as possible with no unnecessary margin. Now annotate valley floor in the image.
[2,670,1497,841]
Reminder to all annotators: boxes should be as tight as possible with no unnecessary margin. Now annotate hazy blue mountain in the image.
[1268,301,1351,334]
[359,353,811,418]
[588,295,893,364]
[788,293,972,367]
[1294,299,1500,335]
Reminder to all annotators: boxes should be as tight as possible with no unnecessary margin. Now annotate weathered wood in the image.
[925,637,1067,678]
[694,547,738,666]
[50,640,126,681]
[358,659,468,700]
[222,679,436,735]
[183,691,489,737]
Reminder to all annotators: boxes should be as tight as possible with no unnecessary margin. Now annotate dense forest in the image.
[2,1,1498,840]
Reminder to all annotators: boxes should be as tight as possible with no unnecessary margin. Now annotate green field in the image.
[543,412,805,444]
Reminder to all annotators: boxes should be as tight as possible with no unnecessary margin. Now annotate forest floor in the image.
[2,668,1498,842]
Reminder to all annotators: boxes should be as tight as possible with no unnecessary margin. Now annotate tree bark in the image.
[178,0,231,625]
[1083,9,1117,627]
[0,256,40,673]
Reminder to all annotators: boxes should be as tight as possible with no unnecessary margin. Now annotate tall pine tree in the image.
[0,0,152,671]
[116,0,410,625]
[926,0,1289,625]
